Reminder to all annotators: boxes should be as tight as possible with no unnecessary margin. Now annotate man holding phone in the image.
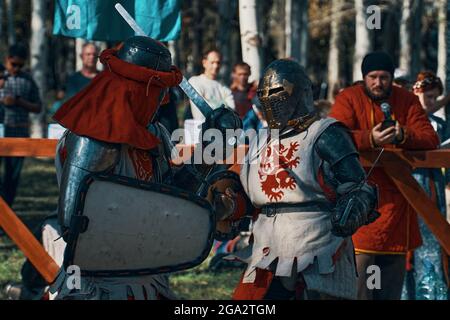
[329,51,439,300]
[0,44,42,206]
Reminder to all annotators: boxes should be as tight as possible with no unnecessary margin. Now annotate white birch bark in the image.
[327,0,342,101]
[239,0,262,82]
[353,0,372,81]
[30,0,47,138]
[399,0,412,76]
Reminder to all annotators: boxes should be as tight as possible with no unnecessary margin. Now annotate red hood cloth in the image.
[53,48,183,150]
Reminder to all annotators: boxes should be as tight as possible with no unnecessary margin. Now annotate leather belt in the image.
[261,202,333,217]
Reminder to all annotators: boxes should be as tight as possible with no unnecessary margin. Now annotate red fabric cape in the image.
[53,48,182,150]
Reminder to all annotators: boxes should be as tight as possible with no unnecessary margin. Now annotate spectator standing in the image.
[188,50,236,122]
[329,52,439,300]
[230,62,257,119]
[50,43,100,114]
[0,44,42,206]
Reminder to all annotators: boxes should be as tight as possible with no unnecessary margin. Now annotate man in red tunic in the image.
[329,51,439,299]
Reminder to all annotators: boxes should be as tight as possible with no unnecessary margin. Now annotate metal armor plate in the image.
[64,174,214,277]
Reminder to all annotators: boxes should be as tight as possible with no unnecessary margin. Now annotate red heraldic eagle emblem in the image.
[258,141,300,201]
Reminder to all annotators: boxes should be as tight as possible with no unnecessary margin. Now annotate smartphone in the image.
[380,119,396,131]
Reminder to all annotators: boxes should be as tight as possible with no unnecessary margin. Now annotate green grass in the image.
[0,158,243,300]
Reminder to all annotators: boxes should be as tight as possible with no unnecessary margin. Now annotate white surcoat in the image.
[236,118,357,299]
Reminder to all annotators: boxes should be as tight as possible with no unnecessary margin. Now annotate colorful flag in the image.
[53,0,181,41]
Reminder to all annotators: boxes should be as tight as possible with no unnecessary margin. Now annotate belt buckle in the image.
[265,207,276,217]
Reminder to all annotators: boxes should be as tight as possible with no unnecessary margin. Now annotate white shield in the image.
[64,175,214,276]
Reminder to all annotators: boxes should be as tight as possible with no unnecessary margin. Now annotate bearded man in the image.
[329,51,439,300]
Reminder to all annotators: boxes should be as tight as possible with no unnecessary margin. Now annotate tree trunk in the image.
[299,0,309,67]
[285,0,308,66]
[168,40,178,67]
[95,41,106,71]
[399,0,412,76]
[438,0,450,223]
[436,0,447,121]
[410,0,423,78]
[217,0,234,83]
[285,0,293,58]
[382,2,399,58]
[191,0,202,76]
[65,38,76,77]
[0,0,4,42]
[446,0,450,96]
[353,0,372,82]
[6,0,15,45]
[29,0,47,138]
[437,0,447,92]
[239,0,262,83]
[327,0,342,101]
[75,38,85,71]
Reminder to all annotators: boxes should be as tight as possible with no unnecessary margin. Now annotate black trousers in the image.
[356,253,406,300]
[0,156,24,206]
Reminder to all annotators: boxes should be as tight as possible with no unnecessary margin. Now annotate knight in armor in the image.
[227,59,380,300]
[48,36,241,300]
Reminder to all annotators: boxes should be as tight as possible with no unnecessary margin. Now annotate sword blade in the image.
[115,3,146,36]
[179,77,213,117]
[114,3,214,117]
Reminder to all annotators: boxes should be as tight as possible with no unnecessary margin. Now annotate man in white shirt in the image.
[189,50,236,121]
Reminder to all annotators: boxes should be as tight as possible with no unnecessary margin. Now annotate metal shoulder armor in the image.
[58,132,120,230]
[315,123,359,167]
[315,123,365,187]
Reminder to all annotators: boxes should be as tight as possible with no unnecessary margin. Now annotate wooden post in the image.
[0,197,60,284]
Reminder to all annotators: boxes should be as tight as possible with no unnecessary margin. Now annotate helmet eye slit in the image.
[268,87,284,96]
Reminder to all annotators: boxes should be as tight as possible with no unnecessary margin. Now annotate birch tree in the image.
[436,0,447,121]
[285,0,309,66]
[6,0,15,45]
[399,0,412,76]
[353,0,372,81]
[217,0,233,82]
[410,0,423,78]
[66,38,76,76]
[168,40,178,67]
[399,0,423,77]
[437,0,447,92]
[299,1,309,66]
[191,0,202,75]
[75,38,85,71]
[327,0,343,101]
[436,0,450,223]
[446,0,450,102]
[0,0,3,42]
[239,0,262,82]
[29,0,47,138]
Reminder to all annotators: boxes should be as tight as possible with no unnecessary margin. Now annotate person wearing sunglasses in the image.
[0,44,42,206]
